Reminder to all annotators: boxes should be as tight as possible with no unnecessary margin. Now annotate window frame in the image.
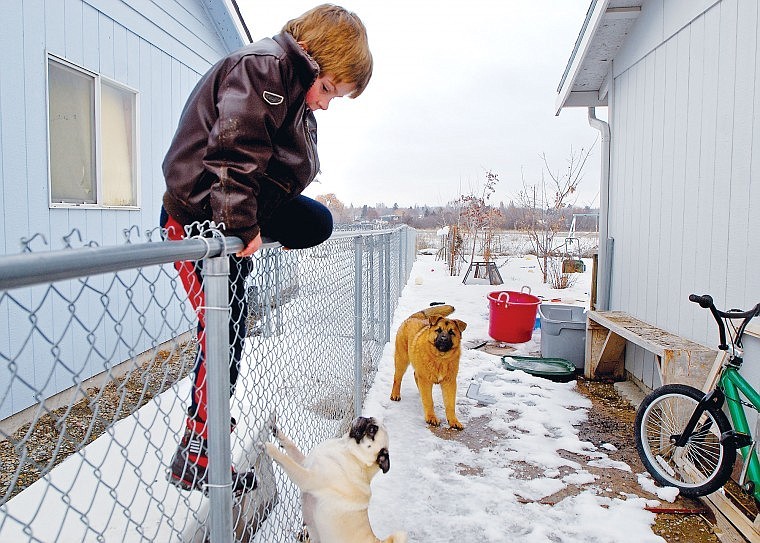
[46,53,141,210]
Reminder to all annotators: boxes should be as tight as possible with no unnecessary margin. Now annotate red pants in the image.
[162,212,251,437]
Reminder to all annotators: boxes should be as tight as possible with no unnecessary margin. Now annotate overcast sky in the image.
[237,0,602,209]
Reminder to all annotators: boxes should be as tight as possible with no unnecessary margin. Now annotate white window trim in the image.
[46,52,141,210]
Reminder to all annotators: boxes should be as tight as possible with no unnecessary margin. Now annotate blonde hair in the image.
[283,4,372,98]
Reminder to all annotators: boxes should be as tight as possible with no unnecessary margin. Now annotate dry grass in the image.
[0,340,197,504]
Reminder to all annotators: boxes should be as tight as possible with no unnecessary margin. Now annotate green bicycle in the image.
[635,294,760,500]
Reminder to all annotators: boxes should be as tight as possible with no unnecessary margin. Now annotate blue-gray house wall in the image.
[0,0,245,254]
[0,0,246,420]
[604,0,760,393]
[558,0,760,400]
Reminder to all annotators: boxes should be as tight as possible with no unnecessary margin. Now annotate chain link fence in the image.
[0,225,415,542]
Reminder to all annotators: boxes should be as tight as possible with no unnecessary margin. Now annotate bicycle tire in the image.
[635,383,736,498]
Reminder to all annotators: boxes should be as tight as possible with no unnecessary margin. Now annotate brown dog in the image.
[390,304,467,429]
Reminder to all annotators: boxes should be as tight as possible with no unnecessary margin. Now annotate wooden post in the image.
[590,251,598,311]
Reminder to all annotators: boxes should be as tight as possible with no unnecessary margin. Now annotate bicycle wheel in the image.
[635,383,736,497]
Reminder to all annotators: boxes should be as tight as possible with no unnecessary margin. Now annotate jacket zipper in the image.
[304,111,317,182]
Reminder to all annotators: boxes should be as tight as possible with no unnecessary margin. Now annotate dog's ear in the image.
[349,416,379,443]
[427,315,444,326]
[376,447,390,473]
[453,319,468,333]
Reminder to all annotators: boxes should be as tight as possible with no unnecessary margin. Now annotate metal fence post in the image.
[274,250,283,335]
[353,236,364,417]
[398,230,404,298]
[409,228,416,277]
[384,233,392,343]
[367,236,376,341]
[203,254,234,543]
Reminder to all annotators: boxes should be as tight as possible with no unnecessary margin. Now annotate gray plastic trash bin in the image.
[538,304,587,370]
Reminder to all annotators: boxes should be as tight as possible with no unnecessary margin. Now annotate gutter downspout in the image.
[588,107,612,310]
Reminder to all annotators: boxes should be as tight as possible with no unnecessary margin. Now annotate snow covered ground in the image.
[1,252,672,542]
[363,254,669,542]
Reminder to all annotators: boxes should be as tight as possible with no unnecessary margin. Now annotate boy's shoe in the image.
[168,426,256,495]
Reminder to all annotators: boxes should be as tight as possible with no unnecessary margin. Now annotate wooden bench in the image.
[587,312,760,541]
[585,310,718,389]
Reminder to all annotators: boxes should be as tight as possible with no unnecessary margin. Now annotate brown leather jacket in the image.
[162,32,320,245]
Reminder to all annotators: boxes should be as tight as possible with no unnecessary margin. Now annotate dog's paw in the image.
[389,393,401,402]
[448,419,464,430]
[264,442,279,458]
[386,532,408,543]
[425,415,441,426]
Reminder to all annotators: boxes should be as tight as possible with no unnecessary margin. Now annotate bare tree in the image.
[456,170,501,264]
[516,142,596,286]
[315,193,349,223]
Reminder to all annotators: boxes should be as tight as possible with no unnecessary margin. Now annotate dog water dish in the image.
[501,355,576,382]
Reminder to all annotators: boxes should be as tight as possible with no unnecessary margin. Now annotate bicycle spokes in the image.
[636,384,736,497]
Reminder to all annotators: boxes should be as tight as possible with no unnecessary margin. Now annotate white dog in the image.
[265,416,407,543]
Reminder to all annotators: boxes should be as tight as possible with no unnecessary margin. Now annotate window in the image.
[47,55,138,207]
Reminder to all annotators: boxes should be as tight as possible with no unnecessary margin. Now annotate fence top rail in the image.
[0,237,247,291]
[0,226,411,291]
[329,227,407,240]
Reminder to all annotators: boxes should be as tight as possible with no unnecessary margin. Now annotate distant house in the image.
[0,0,250,255]
[380,214,403,225]
[556,0,759,391]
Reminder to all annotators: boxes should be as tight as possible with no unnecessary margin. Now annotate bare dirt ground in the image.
[467,333,760,542]
[573,378,723,543]
[433,368,729,541]
[463,339,746,542]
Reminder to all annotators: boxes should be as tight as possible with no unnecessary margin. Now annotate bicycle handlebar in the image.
[688,293,713,308]
[689,293,760,351]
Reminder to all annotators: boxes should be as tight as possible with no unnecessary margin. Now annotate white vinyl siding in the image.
[605,0,760,390]
[0,0,236,255]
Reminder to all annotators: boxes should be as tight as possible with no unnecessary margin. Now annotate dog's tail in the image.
[409,304,455,320]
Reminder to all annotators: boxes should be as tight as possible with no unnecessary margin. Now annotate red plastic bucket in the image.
[488,288,541,343]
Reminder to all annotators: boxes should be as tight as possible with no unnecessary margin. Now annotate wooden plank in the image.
[595,332,626,379]
[586,311,718,386]
[588,311,715,356]
[703,491,757,543]
[660,349,719,390]
[585,321,612,379]
[701,351,728,393]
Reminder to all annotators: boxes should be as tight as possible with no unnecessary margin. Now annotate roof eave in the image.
[555,0,610,115]
[555,1,641,115]
[203,0,253,53]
